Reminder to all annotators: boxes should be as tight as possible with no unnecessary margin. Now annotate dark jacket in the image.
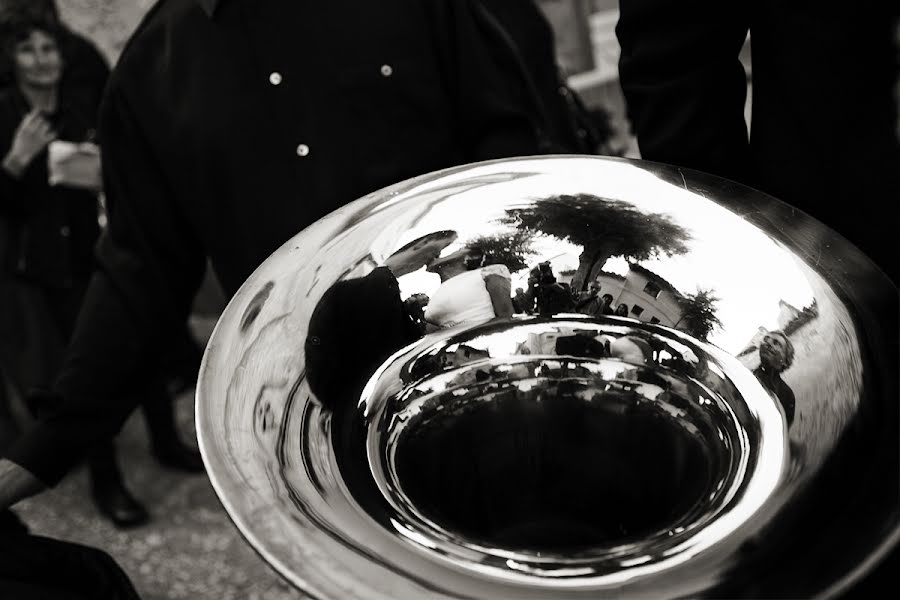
[753,365,796,426]
[305,267,420,413]
[4,0,546,484]
[0,88,101,288]
[617,0,900,281]
[478,0,600,153]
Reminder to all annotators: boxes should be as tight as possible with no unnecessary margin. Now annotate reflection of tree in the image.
[673,288,722,342]
[501,194,691,290]
[467,230,537,273]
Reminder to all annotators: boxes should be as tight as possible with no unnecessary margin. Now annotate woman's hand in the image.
[2,109,57,178]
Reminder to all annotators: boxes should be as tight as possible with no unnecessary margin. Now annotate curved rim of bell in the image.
[195,155,899,599]
[354,316,788,586]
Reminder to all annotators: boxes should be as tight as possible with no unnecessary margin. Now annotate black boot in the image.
[88,443,149,529]
[0,509,29,535]
[141,383,205,473]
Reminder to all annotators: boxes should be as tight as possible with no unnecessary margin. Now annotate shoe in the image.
[0,509,29,535]
[153,441,206,473]
[91,481,150,528]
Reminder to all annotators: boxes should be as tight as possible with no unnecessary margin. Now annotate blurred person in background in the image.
[616,0,900,283]
[478,0,608,154]
[526,261,575,315]
[0,10,143,600]
[0,0,203,532]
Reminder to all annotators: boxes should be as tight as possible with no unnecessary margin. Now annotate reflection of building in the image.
[594,263,682,327]
[738,300,819,358]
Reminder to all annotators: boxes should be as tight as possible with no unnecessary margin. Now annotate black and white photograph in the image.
[1,1,898,599]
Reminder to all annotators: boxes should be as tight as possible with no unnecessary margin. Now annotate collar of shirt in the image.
[196,0,223,17]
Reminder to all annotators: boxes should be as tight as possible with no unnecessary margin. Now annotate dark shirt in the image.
[4,0,544,484]
[753,365,796,426]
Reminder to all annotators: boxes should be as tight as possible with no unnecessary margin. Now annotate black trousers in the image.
[0,531,140,599]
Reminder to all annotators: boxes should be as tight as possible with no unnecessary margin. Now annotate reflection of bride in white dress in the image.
[424,246,514,329]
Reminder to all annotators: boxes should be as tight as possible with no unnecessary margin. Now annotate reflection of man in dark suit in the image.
[305,267,421,412]
[304,265,423,527]
[752,330,796,426]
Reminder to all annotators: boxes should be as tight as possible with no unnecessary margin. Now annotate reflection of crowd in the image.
[525,262,574,315]
[386,245,670,328]
[574,282,613,317]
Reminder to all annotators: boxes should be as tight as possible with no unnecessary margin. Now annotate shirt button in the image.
[60,225,71,237]
[380,64,393,77]
[269,72,282,85]
[296,143,310,157]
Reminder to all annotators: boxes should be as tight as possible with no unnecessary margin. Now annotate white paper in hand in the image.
[47,140,102,190]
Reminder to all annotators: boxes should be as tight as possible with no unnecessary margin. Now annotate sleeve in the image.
[62,30,112,111]
[427,0,543,160]
[0,166,29,216]
[3,81,206,486]
[0,110,31,217]
[480,263,511,280]
[616,0,751,182]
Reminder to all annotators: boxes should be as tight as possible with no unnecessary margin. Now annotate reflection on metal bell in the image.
[197,156,898,599]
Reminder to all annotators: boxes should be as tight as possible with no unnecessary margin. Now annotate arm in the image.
[2,82,206,492]
[616,0,751,181]
[0,109,57,215]
[484,271,514,318]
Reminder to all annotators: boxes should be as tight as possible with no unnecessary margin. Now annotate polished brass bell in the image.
[197,156,898,599]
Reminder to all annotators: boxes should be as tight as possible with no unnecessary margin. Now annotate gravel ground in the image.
[13,317,304,600]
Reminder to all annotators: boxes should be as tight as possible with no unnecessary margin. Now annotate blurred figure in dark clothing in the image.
[617,0,900,282]
[0,0,108,104]
[527,262,574,316]
[305,267,421,413]
[478,0,606,154]
[0,1,203,531]
[512,286,529,313]
[615,302,630,317]
[598,293,615,315]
